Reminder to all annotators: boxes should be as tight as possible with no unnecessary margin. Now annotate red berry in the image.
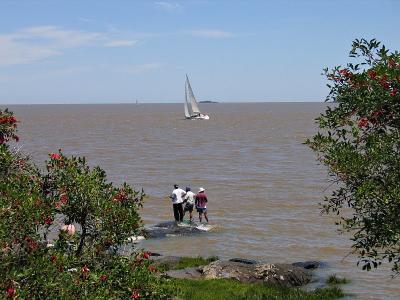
[6,287,16,298]
[131,291,140,299]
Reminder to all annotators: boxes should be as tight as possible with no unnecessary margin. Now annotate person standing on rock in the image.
[195,187,209,223]
[170,184,186,222]
[183,187,196,222]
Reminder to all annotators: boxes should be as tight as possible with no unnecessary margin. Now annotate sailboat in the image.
[184,75,210,120]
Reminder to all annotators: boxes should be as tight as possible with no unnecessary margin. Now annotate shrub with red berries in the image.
[0,109,19,145]
[306,39,400,274]
[0,108,174,299]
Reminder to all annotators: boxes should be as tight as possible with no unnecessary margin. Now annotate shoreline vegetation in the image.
[166,278,344,300]
[151,255,346,300]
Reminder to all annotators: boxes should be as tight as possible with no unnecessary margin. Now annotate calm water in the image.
[6,103,400,299]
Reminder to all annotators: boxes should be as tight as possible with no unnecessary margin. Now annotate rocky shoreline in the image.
[150,254,321,288]
[137,222,328,290]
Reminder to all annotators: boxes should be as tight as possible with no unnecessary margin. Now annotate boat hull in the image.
[186,114,210,120]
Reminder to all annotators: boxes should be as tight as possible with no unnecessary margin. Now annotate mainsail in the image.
[184,101,190,118]
[185,75,201,115]
[184,81,193,118]
[183,74,209,120]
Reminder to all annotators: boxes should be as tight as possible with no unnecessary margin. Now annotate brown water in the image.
[6,103,399,299]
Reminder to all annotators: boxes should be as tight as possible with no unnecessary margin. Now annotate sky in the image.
[0,0,400,104]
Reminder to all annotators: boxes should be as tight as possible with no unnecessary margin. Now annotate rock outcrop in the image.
[144,221,205,239]
[292,261,324,270]
[165,267,203,279]
[161,258,314,288]
[151,255,184,270]
[201,260,311,287]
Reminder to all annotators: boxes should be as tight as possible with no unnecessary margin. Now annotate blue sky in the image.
[0,0,399,104]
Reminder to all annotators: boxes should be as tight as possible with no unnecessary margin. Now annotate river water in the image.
[6,103,399,299]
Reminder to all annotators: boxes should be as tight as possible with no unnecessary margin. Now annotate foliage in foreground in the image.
[0,108,172,299]
[306,39,400,273]
[166,278,344,300]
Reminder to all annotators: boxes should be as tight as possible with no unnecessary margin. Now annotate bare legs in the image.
[189,211,193,222]
[183,205,194,222]
[199,212,209,223]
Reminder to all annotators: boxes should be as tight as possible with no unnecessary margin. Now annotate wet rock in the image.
[201,260,311,287]
[153,221,182,229]
[144,221,204,239]
[229,258,258,265]
[164,267,203,279]
[292,261,321,270]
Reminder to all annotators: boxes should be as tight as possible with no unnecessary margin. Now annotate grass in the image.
[174,256,219,270]
[157,256,346,299]
[166,278,345,300]
[326,274,350,285]
[156,256,218,272]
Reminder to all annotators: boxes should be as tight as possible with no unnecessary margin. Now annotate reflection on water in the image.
[6,103,399,299]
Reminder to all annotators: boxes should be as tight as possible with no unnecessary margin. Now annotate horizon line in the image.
[1,100,326,105]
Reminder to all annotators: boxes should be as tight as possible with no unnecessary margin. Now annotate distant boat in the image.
[184,75,210,120]
[199,100,218,104]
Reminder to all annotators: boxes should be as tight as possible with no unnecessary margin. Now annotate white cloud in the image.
[154,1,182,13]
[189,30,235,38]
[0,25,237,66]
[16,26,102,48]
[0,26,139,66]
[105,39,138,47]
[0,36,61,66]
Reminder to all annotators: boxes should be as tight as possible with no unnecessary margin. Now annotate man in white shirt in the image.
[183,187,196,222]
[170,184,186,222]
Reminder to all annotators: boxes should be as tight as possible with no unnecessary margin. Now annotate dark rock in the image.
[202,260,258,283]
[153,221,180,229]
[144,221,204,239]
[229,258,258,265]
[201,260,311,287]
[292,261,321,270]
[149,252,162,257]
[254,263,312,287]
[149,256,314,288]
[164,267,203,279]
[151,256,183,270]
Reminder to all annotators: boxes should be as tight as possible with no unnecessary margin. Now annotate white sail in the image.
[185,80,193,117]
[183,74,210,120]
[186,75,201,114]
[184,102,190,118]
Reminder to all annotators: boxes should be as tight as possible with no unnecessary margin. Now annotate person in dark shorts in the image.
[195,187,209,223]
[183,187,195,222]
[170,184,186,222]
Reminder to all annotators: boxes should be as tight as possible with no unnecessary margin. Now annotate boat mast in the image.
[185,74,201,115]
[185,75,194,117]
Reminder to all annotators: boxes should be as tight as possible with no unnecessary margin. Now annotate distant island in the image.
[199,100,218,103]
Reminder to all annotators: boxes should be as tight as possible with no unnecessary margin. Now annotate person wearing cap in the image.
[195,187,209,223]
[170,184,186,222]
[183,187,196,222]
